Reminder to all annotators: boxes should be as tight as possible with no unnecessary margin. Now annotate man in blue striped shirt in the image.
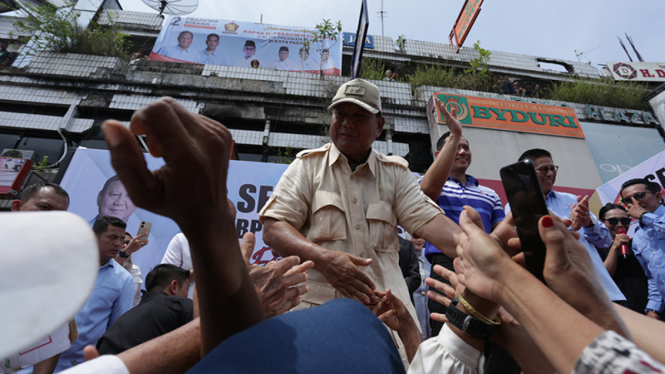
[419,98,505,336]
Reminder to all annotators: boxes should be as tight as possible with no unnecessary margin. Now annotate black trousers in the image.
[428,253,454,336]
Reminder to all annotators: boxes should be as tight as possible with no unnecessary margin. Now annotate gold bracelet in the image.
[458,294,500,325]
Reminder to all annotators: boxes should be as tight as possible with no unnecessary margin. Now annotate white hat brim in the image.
[0,212,98,359]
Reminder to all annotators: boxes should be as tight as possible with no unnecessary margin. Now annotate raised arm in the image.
[102,97,264,356]
[419,99,462,201]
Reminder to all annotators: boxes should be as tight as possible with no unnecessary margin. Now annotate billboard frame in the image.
[448,0,483,53]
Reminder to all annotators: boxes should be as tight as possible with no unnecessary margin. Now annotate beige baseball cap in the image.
[329,78,382,114]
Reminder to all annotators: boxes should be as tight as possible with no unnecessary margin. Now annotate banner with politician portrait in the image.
[59,148,290,286]
[150,16,342,76]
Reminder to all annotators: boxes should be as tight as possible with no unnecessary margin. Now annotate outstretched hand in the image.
[455,207,514,302]
[318,250,376,304]
[426,264,464,323]
[372,289,411,332]
[240,232,313,317]
[538,214,630,338]
[102,97,234,232]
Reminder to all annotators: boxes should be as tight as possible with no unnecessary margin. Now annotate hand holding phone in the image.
[137,221,152,238]
[501,160,549,283]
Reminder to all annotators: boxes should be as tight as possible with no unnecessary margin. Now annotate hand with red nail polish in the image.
[538,214,630,339]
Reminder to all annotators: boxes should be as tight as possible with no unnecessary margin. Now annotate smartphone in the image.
[137,221,152,238]
[500,160,549,283]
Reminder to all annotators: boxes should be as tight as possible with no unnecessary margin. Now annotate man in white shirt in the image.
[297,47,319,72]
[197,33,227,66]
[268,46,299,71]
[234,40,263,68]
[156,31,200,64]
[320,49,335,71]
[161,233,194,299]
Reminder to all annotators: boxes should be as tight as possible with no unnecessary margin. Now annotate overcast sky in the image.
[120,0,665,71]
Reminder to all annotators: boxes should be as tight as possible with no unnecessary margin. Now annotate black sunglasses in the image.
[621,191,652,205]
[536,165,559,175]
[604,217,632,226]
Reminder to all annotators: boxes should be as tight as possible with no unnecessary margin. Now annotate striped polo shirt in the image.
[418,175,505,261]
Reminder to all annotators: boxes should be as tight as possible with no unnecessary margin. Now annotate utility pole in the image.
[377,0,386,37]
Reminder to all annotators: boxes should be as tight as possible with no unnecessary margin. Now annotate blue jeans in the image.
[187,298,406,374]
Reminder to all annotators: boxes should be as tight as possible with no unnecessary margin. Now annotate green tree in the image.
[545,77,647,110]
[395,35,405,51]
[303,19,342,77]
[358,58,386,81]
[13,2,131,60]
[32,156,49,172]
[464,40,493,91]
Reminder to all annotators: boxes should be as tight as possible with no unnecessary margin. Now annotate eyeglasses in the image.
[536,165,559,175]
[604,217,632,226]
[621,191,653,205]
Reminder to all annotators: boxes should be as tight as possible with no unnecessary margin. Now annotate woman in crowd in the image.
[597,203,649,314]
[116,232,148,307]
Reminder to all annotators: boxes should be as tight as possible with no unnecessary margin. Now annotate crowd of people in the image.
[4,78,665,374]
[501,74,539,97]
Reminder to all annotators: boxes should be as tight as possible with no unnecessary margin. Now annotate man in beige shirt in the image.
[260,79,463,326]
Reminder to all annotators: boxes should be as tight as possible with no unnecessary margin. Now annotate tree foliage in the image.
[395,35,405,51]
[358,58,387,81]
[13,3,131,60]
[465,41,493,91]
[303,19,342,76]
[545,77,647,110]
[405,40,495,92]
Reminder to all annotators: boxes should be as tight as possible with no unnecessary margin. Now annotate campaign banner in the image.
[596,149,665,205]
[59,148,290,285]
[608,62,665,82]
[431,93,585,138]
[150,16,342,75]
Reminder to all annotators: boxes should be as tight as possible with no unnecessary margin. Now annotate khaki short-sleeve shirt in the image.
[259,143,443,318]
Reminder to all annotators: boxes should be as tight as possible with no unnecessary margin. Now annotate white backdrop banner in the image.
[596,149,665,205]
[60,148,289,283]
[151,17,342,75]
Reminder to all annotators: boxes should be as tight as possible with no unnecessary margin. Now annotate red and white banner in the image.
[608,62,665,82]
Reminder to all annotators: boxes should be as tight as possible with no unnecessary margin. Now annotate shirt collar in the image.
[140,291,168,304]
[329,143,377,176]
[448,175,478,187]
[100,259,115,269]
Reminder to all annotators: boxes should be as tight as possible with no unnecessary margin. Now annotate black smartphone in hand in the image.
[500,160,549,283]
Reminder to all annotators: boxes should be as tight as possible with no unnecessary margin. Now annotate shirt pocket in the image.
[307,190,347,242]
[367,201,398,252]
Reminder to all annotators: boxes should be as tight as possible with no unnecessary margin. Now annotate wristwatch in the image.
[119,250,130,259]
[445,298,495,340]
